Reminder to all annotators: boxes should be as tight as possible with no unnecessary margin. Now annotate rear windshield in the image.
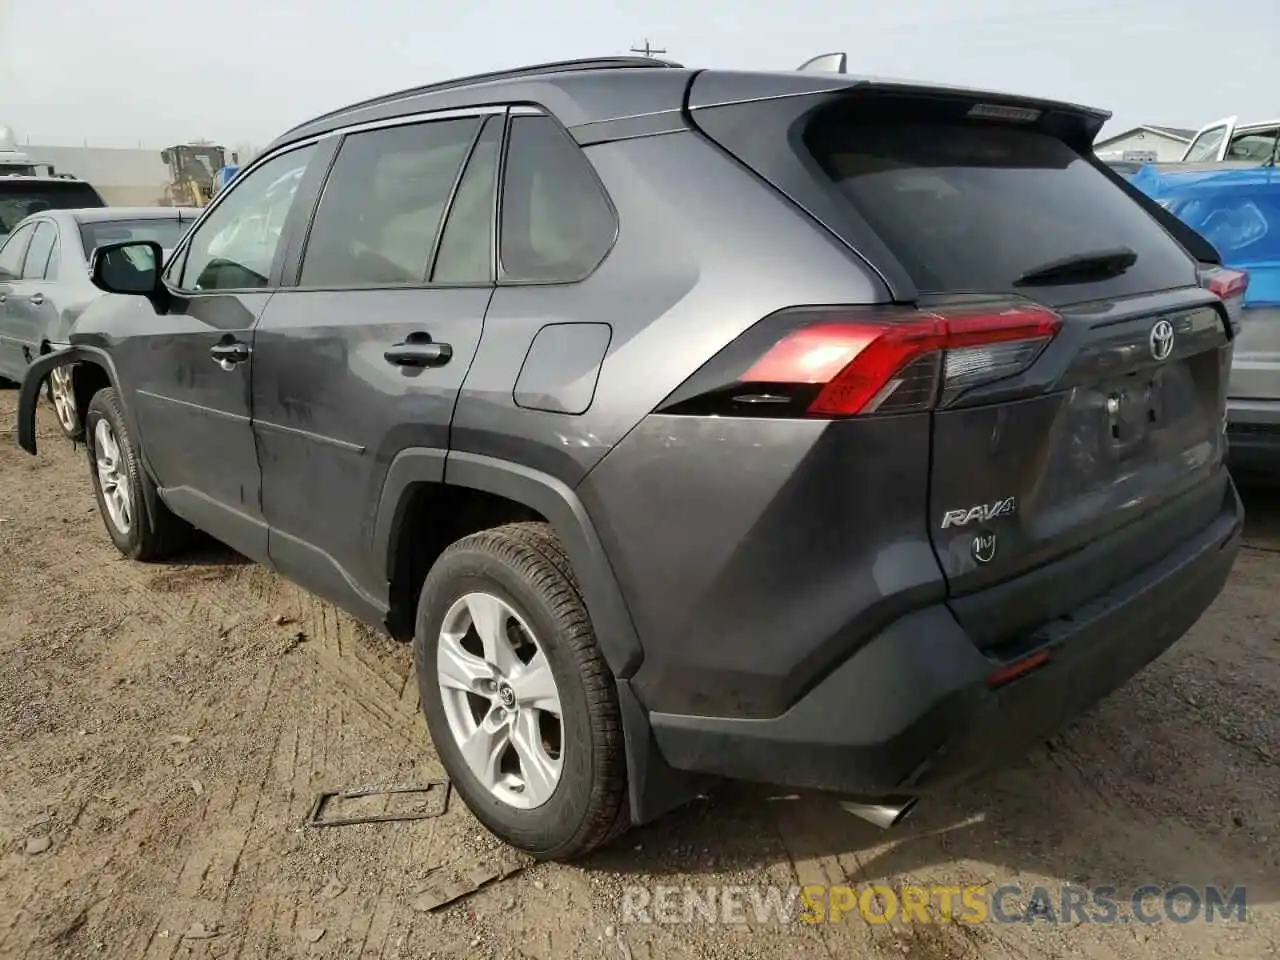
[0,181,104,235]
[806,121,1197,302]
[79,219,190,256]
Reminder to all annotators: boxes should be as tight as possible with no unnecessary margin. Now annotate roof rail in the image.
[797,52,847,74]
[281,55,684,139]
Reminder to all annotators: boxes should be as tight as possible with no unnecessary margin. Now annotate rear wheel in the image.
[84,388,189,560]
[48,364,80,439]
[414,523,629,860]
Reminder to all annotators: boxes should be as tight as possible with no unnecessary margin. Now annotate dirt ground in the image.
[0,387,1277,960]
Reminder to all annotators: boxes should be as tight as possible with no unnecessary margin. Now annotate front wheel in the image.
[414,523,629,860]
[84,388,189,560]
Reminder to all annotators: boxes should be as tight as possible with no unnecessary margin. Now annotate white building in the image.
[1094,125,1196,163]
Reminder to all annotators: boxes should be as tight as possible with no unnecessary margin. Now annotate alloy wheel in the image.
[437,592,564,809]
[94,418,132,535]
[49,366,77,435]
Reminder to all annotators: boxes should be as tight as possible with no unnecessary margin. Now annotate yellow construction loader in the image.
[161,142,229,207]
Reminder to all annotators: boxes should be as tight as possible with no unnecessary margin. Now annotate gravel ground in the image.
[0,387,1277,960]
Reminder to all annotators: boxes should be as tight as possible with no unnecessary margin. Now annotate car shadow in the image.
[155,529,252,567]
[1239,480,1280,545]
[590,724,1279,907]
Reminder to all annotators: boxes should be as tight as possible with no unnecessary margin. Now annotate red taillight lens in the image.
[1200,266,1248,331]
[659,301,1061,419]
[1206,267,1248,301]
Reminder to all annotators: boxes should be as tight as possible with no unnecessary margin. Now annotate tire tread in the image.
[419,522,629,860]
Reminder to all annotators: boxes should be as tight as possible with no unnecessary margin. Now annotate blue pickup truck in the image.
[1122,118,1280,477]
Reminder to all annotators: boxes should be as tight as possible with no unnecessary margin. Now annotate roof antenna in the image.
[797,52,847,74]
[630,38,667,58]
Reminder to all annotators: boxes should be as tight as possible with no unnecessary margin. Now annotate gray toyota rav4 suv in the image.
[17,55,1245,859]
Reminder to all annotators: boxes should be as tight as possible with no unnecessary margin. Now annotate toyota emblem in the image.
[1149,319,1175,362]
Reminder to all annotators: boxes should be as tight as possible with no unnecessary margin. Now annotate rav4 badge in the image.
[940,497,1016,529]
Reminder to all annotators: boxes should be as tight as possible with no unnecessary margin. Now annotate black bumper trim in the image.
[649,482,1243,797]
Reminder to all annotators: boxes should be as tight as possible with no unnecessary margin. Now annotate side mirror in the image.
[90,240,170,310]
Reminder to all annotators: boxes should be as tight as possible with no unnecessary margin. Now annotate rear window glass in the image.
[0,181,104,236]
[80,219,190,257]
[806,121,1196,301]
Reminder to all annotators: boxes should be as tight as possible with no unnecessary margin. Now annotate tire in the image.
[415,522,629,860]
[84,388,190,560]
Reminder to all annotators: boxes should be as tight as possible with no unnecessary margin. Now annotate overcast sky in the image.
[1,0,1276,149]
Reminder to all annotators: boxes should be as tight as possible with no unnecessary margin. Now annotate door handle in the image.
[29,293,44,305]
[384,333,452,368]
[210,340,250,371]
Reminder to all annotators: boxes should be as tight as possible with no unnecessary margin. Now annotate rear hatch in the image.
[0,178,106,238]
[689,78,1234,648]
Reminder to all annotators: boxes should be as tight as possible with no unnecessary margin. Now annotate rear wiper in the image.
[1014,247,1138,286]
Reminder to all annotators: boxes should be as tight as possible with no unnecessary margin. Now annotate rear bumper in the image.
[649,480,1243,797]
[1227,399,1280,476]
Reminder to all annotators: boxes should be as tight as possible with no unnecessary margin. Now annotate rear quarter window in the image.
[805,120,1198,305]
[499,115,616,283]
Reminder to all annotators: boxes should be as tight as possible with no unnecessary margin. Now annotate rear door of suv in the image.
[689,78,1235,649]
[250,110,502,617]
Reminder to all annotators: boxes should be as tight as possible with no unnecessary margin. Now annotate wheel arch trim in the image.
[373,448,644,679]
[372,448,708,825]
[16,345,166,534]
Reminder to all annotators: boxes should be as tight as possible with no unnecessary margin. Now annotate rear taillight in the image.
[1200,266,1249,331]
[658,300,1061,418]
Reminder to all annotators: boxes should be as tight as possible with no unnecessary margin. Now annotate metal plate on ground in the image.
[306,780,450,827]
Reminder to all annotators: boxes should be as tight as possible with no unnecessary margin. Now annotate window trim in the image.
[20,219,58,281]
[0,222,37,281]
[494,110,620,287]
[284,108,506,293]
[162,140,322,296]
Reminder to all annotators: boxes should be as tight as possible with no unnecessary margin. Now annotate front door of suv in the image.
[250,111,501,616]
[117,144,318,562]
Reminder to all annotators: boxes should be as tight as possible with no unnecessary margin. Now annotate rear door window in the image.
[431,116,501,284]
[22,222,56,280]
[0,223,34,280]
[300,117,480,287]
[806,120,1197,304]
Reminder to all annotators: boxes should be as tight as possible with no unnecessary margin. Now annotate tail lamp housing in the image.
[1199,266,1249,333]
[658,299,1062,419]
